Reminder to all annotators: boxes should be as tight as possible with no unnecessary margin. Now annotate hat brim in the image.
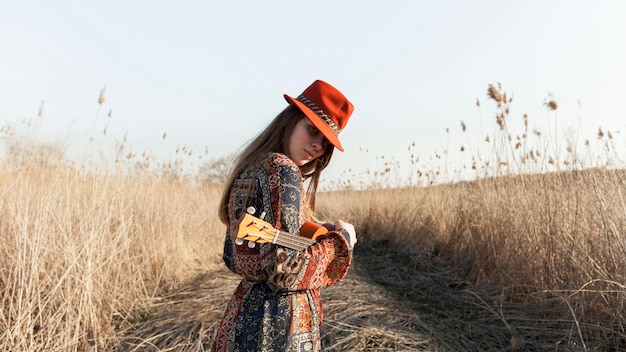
[284,94,344,152]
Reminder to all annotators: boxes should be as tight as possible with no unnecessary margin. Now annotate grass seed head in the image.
[545,100,558,111]
[98,87,106,105]
[487,84,504,105]
[38,100,45,117]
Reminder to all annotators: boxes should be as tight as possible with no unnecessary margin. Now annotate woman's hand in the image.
[334,220,357,249]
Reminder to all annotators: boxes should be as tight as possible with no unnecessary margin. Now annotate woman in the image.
[212,80,357,352]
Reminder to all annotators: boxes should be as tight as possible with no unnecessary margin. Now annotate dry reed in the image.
[2,83,626,351]
[0,165,224,351]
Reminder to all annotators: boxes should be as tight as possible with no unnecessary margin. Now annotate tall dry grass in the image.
[0,164,224,351]
[317,169,626,348]
[2,83,625,350]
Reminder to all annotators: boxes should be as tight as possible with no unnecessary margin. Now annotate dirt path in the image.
[323,241,520,351]
[115,241,577,351]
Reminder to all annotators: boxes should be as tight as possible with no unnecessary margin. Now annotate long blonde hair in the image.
[218,104,334,224]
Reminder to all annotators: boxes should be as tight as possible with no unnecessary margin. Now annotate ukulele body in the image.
[299,221,329,240]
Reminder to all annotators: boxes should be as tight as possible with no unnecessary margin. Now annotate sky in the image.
[2,0,626,186]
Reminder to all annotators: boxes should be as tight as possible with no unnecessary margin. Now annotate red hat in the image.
[284,80,354,152]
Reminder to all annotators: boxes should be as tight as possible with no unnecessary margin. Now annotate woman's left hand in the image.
[334,220,357,249]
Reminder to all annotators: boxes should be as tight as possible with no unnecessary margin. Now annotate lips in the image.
[303,149,313,160]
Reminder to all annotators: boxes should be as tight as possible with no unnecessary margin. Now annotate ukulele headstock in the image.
[235,207,275,248]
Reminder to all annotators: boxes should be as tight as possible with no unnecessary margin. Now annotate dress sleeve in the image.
[263,155,352,292]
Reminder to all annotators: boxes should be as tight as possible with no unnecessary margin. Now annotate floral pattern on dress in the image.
[212,153,352,352]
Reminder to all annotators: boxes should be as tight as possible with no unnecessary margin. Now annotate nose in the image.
[312,135,327,151]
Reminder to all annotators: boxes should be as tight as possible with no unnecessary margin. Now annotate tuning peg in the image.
[259,211,266,220]
[235,237,256,248]
[246,206,256,214]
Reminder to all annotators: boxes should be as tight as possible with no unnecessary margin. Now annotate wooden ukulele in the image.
[235,207,328,251]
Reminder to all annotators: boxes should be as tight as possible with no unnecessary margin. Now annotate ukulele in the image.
[235,207,328,251]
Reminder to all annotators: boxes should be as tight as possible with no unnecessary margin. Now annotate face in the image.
[287,118,329,166]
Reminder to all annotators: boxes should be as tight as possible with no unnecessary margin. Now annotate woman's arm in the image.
[263,154,353,292]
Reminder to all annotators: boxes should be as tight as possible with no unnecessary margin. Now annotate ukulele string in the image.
[275,230,315,249]
[250,224,315,249]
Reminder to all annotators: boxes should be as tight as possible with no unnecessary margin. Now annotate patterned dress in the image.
[212,153,352,352]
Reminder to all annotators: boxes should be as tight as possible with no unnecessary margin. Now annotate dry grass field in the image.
[1,84,625,351]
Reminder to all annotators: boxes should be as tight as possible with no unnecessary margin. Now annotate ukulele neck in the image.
[273,230,315,250]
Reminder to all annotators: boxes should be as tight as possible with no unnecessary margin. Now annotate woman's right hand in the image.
[334,220,357,249]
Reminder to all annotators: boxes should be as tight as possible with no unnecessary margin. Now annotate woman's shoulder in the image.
[264,152,298,169]
[256,153,302,180]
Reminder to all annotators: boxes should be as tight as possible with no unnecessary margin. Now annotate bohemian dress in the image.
[212,153,352,352]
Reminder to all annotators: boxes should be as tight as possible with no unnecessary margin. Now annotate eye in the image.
[307,123,329,147]
[308,125,320,135]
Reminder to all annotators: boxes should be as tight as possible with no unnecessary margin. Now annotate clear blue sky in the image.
[2,1,625,185]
